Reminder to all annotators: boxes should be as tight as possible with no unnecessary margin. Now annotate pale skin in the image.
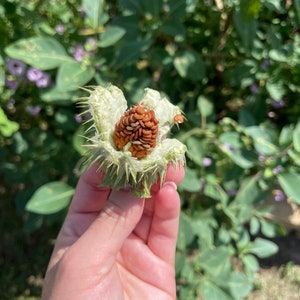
[42,163,185,300]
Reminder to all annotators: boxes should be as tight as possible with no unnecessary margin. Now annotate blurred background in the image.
[1,0,300,299]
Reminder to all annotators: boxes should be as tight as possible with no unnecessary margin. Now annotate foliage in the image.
[1,0,300,298]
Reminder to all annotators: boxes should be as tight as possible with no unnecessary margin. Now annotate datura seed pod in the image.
[80,85,187,198]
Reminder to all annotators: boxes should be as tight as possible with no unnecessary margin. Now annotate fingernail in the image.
[163,181,177,190]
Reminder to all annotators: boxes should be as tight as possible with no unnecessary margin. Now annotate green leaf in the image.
[160,19,186,37]
[174,49,206,81]
[233,11,257,51]
[248,237,278,258]
[245,126,278,155]
[118,0,144,14]
[234,176,259,204]
[186,137,204,165]
[197,96,214,118]
[293,120,300,152]
[279,125,294,145]
[278,172,300,204]
[144,0,163,17]
[179,167,202,192]
[5,37,71,70]
[56,61,95,91]
[26,182,74,214]
[99,26,126,47]
[40,85,78,103]
[0,107,19,137]
[199,278,232,300]
[177,213,196,250]
[242,254,259,274]
[198,247,231,278]
[266,80,285,100]
[228,272,253,299]
[204,183,228,204]
[115,40,152,67]
[82,0,108,28]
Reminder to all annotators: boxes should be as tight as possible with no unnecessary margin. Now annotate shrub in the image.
[1,0,300,299]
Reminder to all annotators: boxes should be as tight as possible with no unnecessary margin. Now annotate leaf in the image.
[160,19,186,37]
[177,213,196,250]
[245,126,278,155]
[144,0,163,17]
[293,120,300,152]
[40,85,78,103]
[204,183,228,204]
[174,49,206,81]
[98,26,126,47]
[115,40,152,67]
[186,137,204,165]
[233,11,257,51]
[248,237,278,258]
[82,0,108,28]
[199,278,232,300]
[279,125,294,145]
[26,182,74,214]
[118,0,144,14]
[198,247,231,278]
[179,167,202,192]
[238,108,256,127]
[5,37,71,70]
[0,107,19,137]
[228,272,253,299]
[266,80,285,100]
[278,172,300,204]
[242,254,259,274]
[197,96,214,118]
[234,176,259,204]
[56,61,95,91]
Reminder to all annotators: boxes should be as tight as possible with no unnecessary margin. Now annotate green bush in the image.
[1,0,300,299]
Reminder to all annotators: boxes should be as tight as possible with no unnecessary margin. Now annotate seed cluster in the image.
[113,105,159,159]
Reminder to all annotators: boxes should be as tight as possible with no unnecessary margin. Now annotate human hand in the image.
[42,163,185,300]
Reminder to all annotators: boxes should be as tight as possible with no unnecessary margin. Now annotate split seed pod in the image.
[80,85,187,198]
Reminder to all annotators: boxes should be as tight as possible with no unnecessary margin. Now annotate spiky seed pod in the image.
[80,84,187,198]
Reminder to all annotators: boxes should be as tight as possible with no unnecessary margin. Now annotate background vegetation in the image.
[1,0,300,299]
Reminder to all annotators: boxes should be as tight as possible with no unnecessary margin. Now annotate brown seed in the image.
[113,104,159,159]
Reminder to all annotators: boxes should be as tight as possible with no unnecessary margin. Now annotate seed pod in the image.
[80,85,186,198]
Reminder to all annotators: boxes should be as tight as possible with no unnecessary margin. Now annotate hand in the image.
[42,163,185,300]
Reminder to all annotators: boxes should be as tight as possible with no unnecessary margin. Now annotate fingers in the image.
[147,182,181,263]
[68,164,111,214]
[134,163,185,243]
[69,190,145,268]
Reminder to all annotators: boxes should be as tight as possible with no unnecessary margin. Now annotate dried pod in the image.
[80,85,186,198]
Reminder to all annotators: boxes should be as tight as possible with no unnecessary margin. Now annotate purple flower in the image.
[268,111,276,118]
[36,73,51,88]
[270,99,285,109]
[27,67,44,82]
[86,38,97,51]
[273,189,286,202]
[55,24,65,35]
[6,58,27,76]
[72,44,86,62]
[202,157,212,167]
[261,59,270,70]
[27,105,41,116]
[5,78,19,90]
[273,165,283,175]
[250,83,259,94]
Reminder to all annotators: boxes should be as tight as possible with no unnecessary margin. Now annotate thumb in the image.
[71,189,145,266]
